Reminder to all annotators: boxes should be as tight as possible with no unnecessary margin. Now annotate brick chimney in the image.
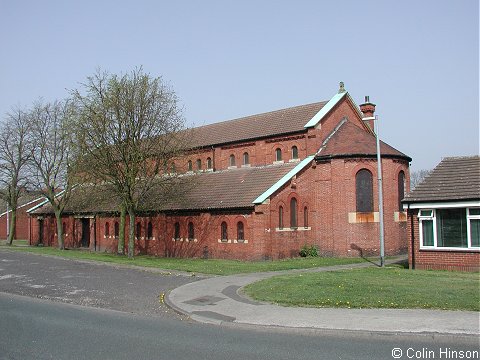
[359,96,376,131]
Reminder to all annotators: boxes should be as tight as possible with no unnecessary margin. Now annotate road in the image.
[0,250,478,360]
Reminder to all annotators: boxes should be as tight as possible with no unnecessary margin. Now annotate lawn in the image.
[0,245,366,275]
[244,265,480,311]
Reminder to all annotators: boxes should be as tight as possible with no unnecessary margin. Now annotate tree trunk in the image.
[54,210,64,250]
[7,209,16,245]
[117,205,126,255]
[127,207,135,259]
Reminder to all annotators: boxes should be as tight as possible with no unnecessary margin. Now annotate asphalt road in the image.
[0,249,478,360]
[0,249,197,319]
[1,292,478,360]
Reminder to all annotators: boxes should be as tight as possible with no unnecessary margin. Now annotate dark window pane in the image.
[237,222,244,241]
[221,222,228,240]
[469,208,480,216]
[114,222,119,237]
[436,208,467,247]
[304,207,308,227]
[292,146,298,160]
[174,222,180,240]
[105,222,109,236]
[470,219,480,247]
[136,223,141,239]
[422,219,434,246]
[188,160,192,171]
[275,148,282,161]
[356,169,373,212]
[229,155,235,166]
[206,157,212,169]
[420,210,433,217]
[188,222,194,240]
[147,222,153,239]
[196,159,201,170]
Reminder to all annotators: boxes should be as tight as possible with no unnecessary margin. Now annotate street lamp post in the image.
[363,114,385,267]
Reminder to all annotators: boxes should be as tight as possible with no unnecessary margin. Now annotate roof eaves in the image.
[304,92,347,128]
[253,155,314,204]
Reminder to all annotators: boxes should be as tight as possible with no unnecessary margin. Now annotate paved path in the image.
[167,258,480,335]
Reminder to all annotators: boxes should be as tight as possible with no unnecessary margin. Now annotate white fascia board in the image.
[26,190,66,213]
[403,200,480,210]
[304,92,347,128]
[253,155,314,205]
[0,196,46,217]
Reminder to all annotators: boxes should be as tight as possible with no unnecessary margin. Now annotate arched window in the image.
[188,222,194,241]
[105,222,110,237]
[279,206,284,230]
[170,163,176,173]
[290,198,298,228]
[147,221,153,239]
[398,171,405,212]
[174,222,180,240]
[356,169,373,212]
[196,159,202,170]
[292,146,298,160]
[136,222,141,239]
[206,157,212,169]
[114,222,119,238]
[229,154,236,167]
[304,207,308,228]
[243,152,249,165]
[237,221,244,241]
[187,160,193,171]
[221,221,228,241]
[275,148,282,161]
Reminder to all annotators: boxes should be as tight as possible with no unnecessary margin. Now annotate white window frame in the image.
[418,207,480,251]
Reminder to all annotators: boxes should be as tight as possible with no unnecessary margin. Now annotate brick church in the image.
[28,83,412,260]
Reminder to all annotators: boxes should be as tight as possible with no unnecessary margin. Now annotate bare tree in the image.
[0,107,32,245]
[72,68,187,258]
[410,169,432,190]
[28,99,78,250]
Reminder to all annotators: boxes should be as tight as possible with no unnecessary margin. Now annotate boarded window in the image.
[356,169,373,212]
[229,154,236,166]
[290,198,298,228]
[398,171,405,211]
[279,206,284,229]
[196,159,202,170]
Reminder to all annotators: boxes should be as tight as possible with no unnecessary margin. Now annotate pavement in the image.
[166,258,480,335]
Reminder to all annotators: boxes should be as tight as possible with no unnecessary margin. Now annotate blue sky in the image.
[1,0,478,171]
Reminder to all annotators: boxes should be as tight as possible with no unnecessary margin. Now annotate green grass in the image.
[0,239,28,246]
[0,245,366,275]
[244,265,480,311]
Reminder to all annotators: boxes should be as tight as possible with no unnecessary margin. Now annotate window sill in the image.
[289,159,300,163]
[218,239,248,244]
[275,227,311,232]
[419,247,480,252]
[172,238,197,242]
[228,166,238,169]
[273,160,284,165]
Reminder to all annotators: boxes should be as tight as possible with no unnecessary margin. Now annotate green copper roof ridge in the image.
[253,155,314,204]
[304,91,347,128]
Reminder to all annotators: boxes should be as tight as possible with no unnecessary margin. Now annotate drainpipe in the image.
[93,216,97,251]
[408,203,415,270]
[212,146,216,171]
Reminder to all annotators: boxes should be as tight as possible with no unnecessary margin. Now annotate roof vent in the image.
[338,82,346,93]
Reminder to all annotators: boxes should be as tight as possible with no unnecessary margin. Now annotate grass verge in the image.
[0,245,366,275]
[244,265,480,311]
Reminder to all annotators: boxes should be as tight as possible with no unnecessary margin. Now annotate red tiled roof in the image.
[403,156,480,203]
[32,162,298,215]
[315,119,411,161]
[189,101,327,148]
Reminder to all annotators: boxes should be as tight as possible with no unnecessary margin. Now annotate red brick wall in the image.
[0,201,44,241]
[406,209,480,272]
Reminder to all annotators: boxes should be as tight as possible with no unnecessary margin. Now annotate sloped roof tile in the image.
[403,156,480,203]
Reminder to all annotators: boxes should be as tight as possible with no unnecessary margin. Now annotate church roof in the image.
[189,101,327,148]
[403,156,480,203]
[31,162,298,215]
[315,119,411,161]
